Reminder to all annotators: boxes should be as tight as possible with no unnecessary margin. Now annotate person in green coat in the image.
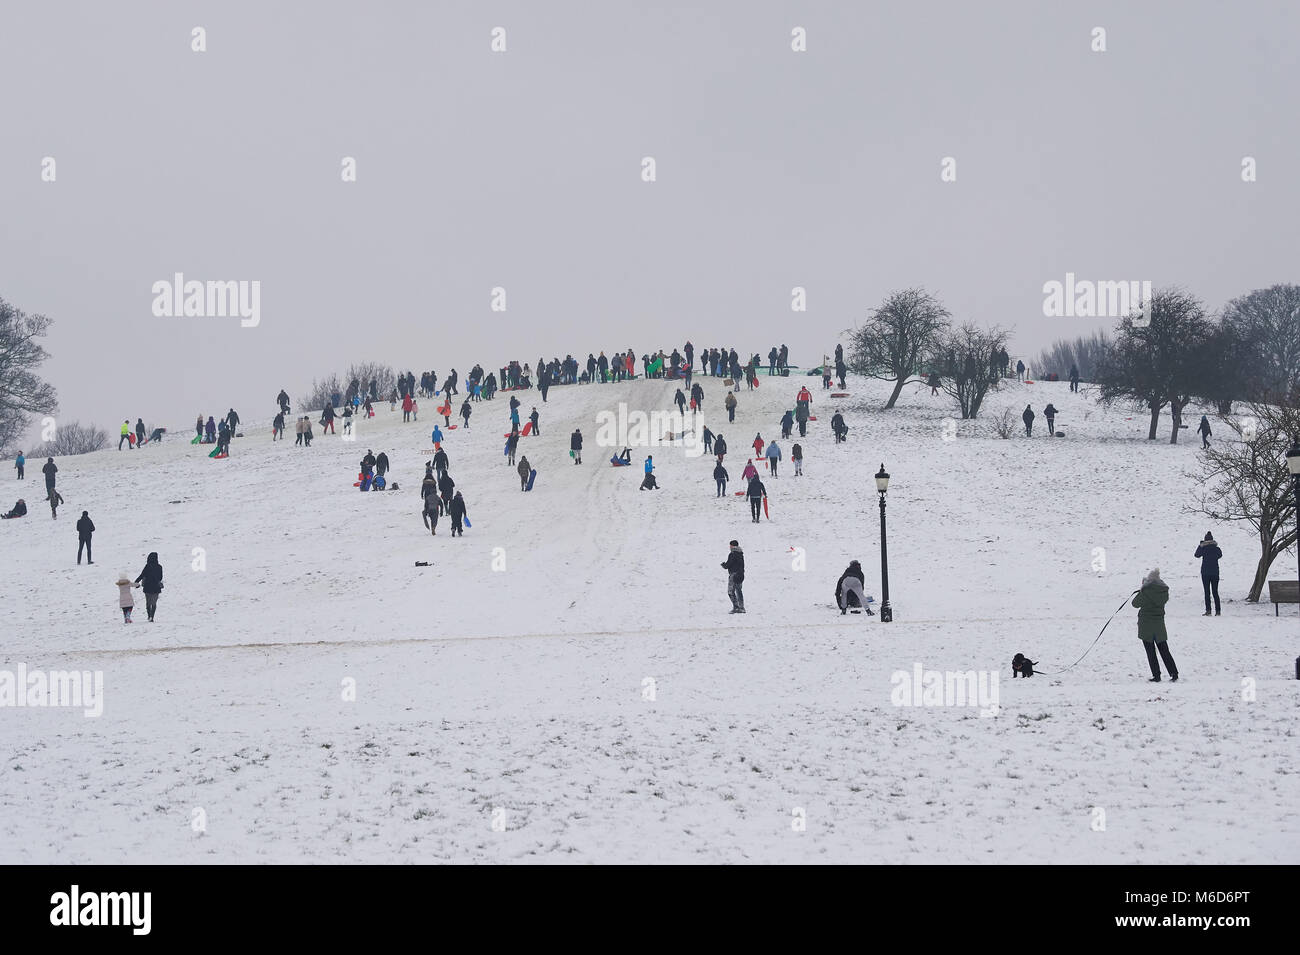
[1132,568,1179,682]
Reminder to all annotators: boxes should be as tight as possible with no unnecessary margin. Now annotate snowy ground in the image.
[1,371,1297,863]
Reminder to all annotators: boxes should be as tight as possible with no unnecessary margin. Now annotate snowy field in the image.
[1,372,1297,863]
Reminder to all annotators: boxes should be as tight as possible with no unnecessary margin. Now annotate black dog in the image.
[1012,653,1037,678]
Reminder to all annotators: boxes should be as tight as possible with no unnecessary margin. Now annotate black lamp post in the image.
[1288,442,1300,679]
[876,463,893,623]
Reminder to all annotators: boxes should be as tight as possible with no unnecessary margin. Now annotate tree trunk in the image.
[1247,550,1272,602]
[883,376,907,410]
[1147,401,1160,440]
[1247,536,1288,602]
[1169,398,1184,445]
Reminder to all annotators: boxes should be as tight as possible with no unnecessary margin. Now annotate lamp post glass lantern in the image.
[876,464,892,622]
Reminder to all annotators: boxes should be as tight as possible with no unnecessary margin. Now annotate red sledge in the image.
[763,496,770,519]
[831,393,850,398]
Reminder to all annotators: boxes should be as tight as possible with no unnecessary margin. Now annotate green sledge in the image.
[647,356,663,376]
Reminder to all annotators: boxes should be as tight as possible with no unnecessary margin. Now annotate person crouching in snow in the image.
[116,573,139,623]
[835,560,873,615]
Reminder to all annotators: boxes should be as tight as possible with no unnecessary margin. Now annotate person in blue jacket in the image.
[765,440,781,478]
[431,424,444,445]
[1195,531,1222,616]
[13,452,23,480]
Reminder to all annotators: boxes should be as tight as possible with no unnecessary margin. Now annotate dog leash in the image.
[1036,592,1138,675]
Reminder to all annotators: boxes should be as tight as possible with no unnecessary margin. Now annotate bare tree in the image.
[991,407,1016,439]
[937,323,1008,419]
[1219,284,1300,405]
[28,421,109,457]
[0,298,59,454]
[1094,288,1212,443]
[299,373,342,414]
[1188,402,1299,601]
[847,288,950,409]
[1034,330,1109,382]
[299,361,395,413]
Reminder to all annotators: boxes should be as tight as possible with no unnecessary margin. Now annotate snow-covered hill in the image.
[1,371,1296,863]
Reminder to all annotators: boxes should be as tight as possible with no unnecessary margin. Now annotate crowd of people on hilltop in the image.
[0,332,1232,685]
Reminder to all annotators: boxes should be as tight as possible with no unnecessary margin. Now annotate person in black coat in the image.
[360,451,376,478]
[1022,405,1035,437]
[421,478,440,534]
[1195,532,1222,616]
[746,475,767,523]
[433,447,449,478]
[438,472,456,512]
[42,457,57,492]
[448,491,467,536]
[135,552,163,622]
[570,429,583,464]
[1197,415,1212,449]
[1043,403,1058,436]
[714,434,727,463]
[713,462,729,497]
[76,510,95,564]
[722,540,745,613]
[375,452,390,477]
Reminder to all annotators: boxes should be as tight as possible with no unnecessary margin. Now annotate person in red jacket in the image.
[402,393,414,423]
[752,433,765,459]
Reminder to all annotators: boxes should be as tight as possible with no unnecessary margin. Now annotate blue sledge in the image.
[525,469,537,491]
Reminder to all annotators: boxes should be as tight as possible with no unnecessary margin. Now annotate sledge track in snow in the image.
[41,613,1135,660]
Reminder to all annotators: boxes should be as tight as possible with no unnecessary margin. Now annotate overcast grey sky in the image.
[1,0,1296,440]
